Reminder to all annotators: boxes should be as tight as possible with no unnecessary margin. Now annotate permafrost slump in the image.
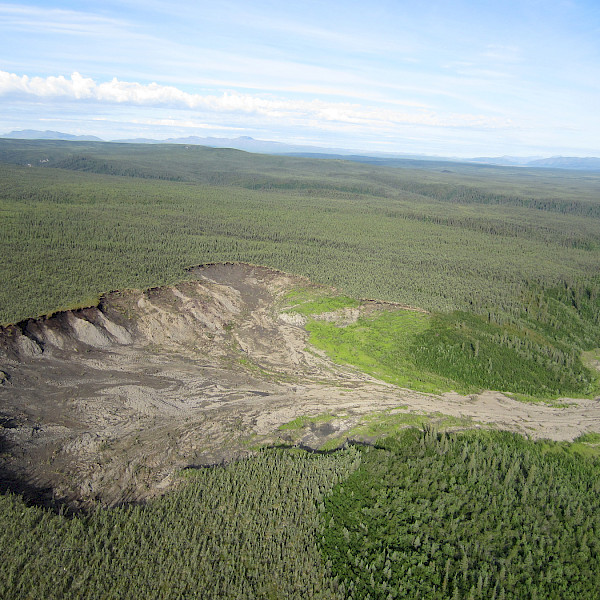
[1,263,599,509]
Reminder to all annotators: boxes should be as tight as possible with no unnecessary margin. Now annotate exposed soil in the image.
[1,263,599,509]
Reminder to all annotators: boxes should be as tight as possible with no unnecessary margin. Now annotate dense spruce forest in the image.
[323,429,600,600]
[0,448,360,599]
[1,139,600,598]
[1,431,599,599]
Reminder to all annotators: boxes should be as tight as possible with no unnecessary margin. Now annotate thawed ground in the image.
[1,263,599,507]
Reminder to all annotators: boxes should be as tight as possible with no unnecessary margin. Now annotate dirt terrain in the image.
[1,263,599,509]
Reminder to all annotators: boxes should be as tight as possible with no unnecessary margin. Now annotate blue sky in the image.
[0,0,599,156]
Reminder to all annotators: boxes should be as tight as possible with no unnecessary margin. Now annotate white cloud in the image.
[94,117,246,132]
[0,71,514,131]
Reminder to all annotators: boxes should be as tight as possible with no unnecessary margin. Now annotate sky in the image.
[0,0,599,157]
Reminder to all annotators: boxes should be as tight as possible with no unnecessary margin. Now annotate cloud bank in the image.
[0,71,512,131]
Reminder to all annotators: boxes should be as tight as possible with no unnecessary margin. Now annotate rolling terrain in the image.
[1,140,600,598]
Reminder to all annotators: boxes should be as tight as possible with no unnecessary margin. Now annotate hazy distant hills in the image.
[469,155,600,170]
[2,130,599,171]
[114,134,368,156]
[3,129,103,142]
[526,156,600,170]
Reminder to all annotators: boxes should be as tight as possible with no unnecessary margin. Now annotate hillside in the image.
[4,132,600,170]
[1,140,600,598]
[1,140,600,399]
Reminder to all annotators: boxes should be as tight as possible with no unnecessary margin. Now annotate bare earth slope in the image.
[1,263,599,508]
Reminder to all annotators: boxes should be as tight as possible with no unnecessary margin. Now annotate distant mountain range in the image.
[3,129,103,142]
[2,130,599,171]
[467,155,600,170]
[113,134,384,157]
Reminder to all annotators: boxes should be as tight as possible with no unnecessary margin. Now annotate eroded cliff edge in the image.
[1,263,599,509]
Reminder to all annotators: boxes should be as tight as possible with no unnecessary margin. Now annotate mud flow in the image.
[1,263,599,508]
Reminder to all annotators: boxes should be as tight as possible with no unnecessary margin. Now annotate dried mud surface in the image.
[1,263,599,509]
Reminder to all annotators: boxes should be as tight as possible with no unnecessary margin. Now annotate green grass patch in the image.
[340,410,475,444]
[282,288,359,316]
[506,392,572,407]
[318,437,349,451]
[576,432,600,444]
[281,286,321,304]
[568,432,600,459]
[306,309,458,394]
[539,433,600,460]
[278,413,337,430]
[582,348,600,364]
[349,409,431,437]
[277,407,477,452]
